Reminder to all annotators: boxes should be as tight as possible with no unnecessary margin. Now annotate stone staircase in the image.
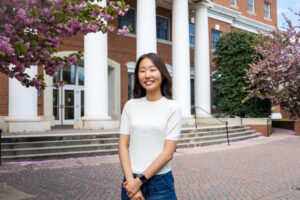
[1,125,260,162]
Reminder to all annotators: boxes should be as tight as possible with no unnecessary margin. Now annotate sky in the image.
[277,0,300,28]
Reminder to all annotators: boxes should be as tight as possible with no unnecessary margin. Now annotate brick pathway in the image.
[1,131,300,200]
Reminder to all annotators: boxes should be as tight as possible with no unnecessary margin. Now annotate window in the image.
[212,85,217,107]
[118,7,136,33]
[248,0,254,13]
[264,1,270,19]
[156,15,169,40]
[53,64,84,85]
[128,72,134,100]
[189,24,195,46]
[190,78,195,107]
[211,29,222,51]
[230,0,237,7]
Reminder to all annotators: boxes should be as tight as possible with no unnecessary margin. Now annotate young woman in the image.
[118,53,182,200]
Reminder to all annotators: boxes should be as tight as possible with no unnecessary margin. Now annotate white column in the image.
[81,0,111,129]
[172,0,191,118]
[5,66,51,132]
[136,0,157,59]
[194,2,211,117]
[43,72,55,125]
[9,66,38,118]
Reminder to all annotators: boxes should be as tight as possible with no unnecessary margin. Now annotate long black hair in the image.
[133,53,172,99]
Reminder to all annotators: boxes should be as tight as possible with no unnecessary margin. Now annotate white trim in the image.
[271,113,282,119]
[126,61,136,73]
[52,51,78,58]
[108,58,121,117]
[207,3,275,33]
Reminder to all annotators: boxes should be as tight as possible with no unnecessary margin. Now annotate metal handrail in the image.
[192,106,230,146]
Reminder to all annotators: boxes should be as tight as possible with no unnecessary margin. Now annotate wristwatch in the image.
[137,173,148,184]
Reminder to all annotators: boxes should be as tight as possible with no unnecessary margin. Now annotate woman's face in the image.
[138,57,163,93]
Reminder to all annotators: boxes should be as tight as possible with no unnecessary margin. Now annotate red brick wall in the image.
[0,73,8,116]
[246,124,272,137]
[38,67,44,116]
[212,0,277,27]
[295,121,300,136]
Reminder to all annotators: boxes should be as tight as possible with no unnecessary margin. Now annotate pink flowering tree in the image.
[0,0,130,90]
[245,13,300,118]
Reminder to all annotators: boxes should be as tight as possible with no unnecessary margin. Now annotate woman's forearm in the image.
[142,151,173,180]
[118,145,134,181]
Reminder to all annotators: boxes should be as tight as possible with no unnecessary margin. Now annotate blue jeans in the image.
[121,171,177,200]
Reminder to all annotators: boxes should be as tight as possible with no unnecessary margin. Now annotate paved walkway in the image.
[0,129,300,200]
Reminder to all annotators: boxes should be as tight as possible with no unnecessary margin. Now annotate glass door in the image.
[63,86,75,124]
[53,63,84,125]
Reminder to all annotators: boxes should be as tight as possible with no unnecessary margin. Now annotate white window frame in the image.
[230,0,237,7]
[126,62,135,100]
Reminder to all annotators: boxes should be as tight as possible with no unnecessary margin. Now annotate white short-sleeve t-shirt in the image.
[119,96,182,175]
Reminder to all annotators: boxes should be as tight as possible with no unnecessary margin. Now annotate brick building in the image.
[0,0,279,132]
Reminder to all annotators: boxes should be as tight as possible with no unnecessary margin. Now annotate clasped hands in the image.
[123,177,145,200]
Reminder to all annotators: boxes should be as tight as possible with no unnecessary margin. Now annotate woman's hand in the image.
[123,177,143,198]
[130,190,145,200]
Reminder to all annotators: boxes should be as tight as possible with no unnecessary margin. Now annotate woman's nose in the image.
[145,70,151,77]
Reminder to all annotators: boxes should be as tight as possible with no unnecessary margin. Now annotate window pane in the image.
[211,30,222,50]
[81,91,84,117]
[213,84,217,106]
[64,90,74,120]
[248,0,254,12]
[118,8,136,33]
[190,78,195,107]
[156,16,169,40]
[189,24,195,46]
[128,73,134,100]
[230,0,236,6]
[53,69,61,83]
[264,2,270,18]
[77,64,84,85]
[53,89,59,120]
[62,65,76,85]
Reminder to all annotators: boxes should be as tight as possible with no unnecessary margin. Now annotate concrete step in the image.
[181,125,246,133]
[3,130,254,156]
[1,132,120,143]
[2,138,119,149]
[1,125,260,162]
[178,130,255,144]
[177,133,260,149]
[1,127,250,149]
[2,148,119,162]
[2,142,119,156]
[180,127,251,138]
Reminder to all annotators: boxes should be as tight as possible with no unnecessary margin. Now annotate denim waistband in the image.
[132,171,172,179]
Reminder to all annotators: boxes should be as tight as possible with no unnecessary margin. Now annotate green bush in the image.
[212,31,271,118]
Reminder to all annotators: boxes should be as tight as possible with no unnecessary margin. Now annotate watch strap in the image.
[137,173,148,184]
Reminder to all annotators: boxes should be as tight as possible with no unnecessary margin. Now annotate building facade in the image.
[0,0,278,132]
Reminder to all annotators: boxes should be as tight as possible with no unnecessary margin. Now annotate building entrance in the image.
[53,64,84,125]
